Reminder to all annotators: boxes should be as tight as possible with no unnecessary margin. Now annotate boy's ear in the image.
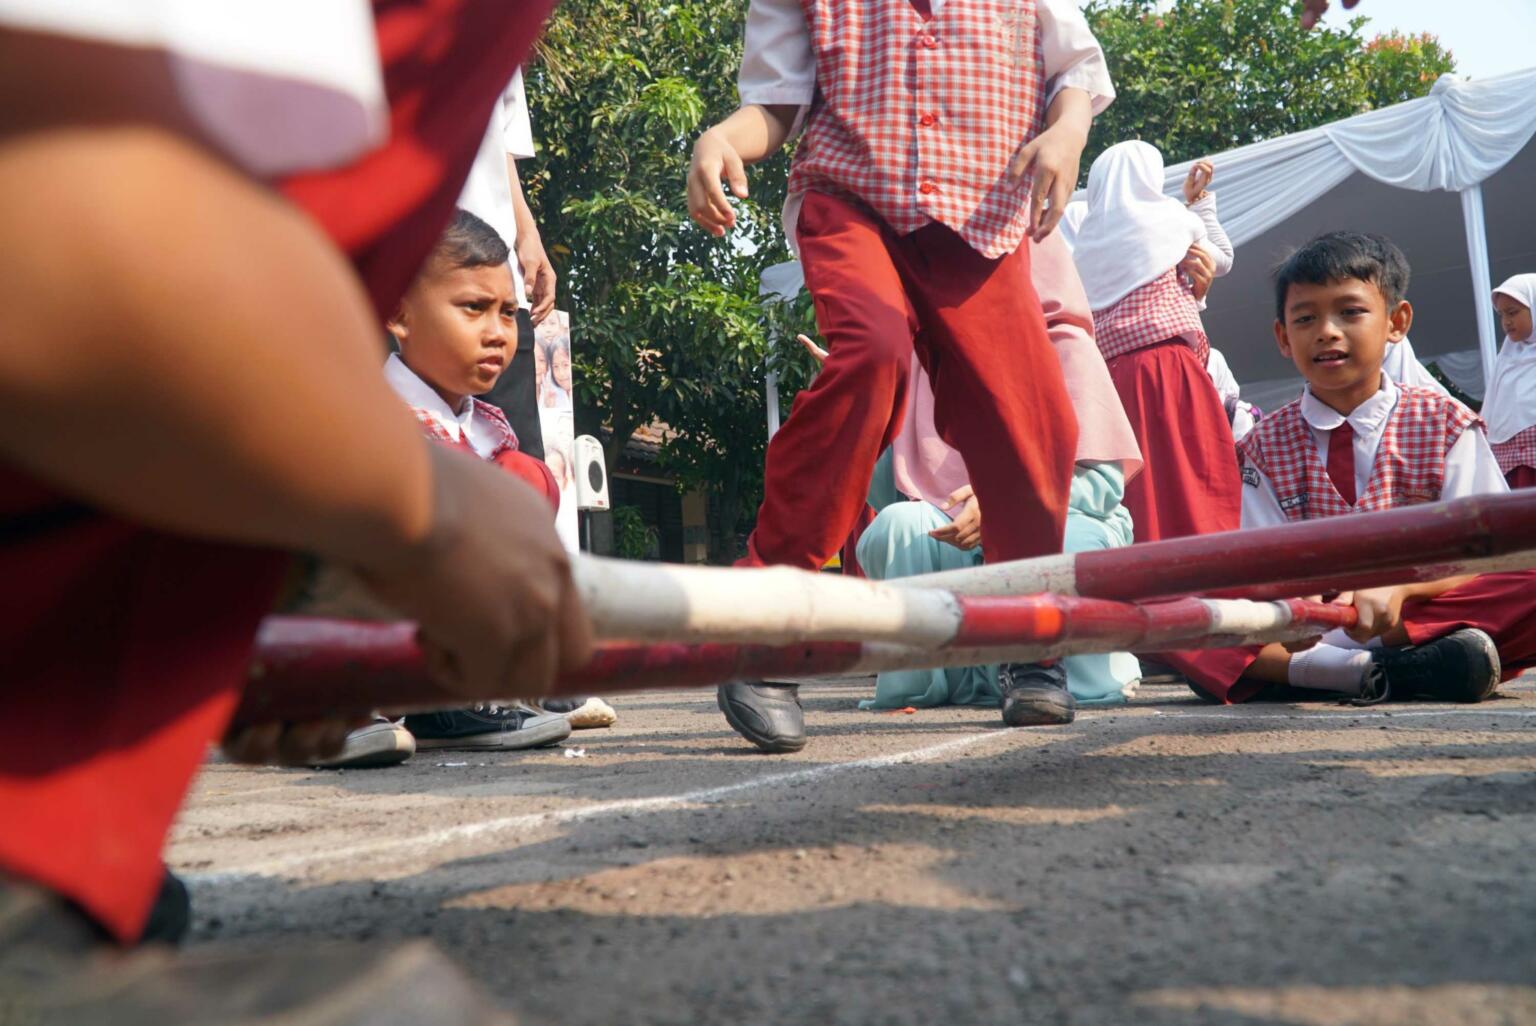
[386,309,408,345]
[1272,318,1291,360]
[1386,299,1413,342]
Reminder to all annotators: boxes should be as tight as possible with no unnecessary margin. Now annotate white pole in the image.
[1460,184,1500,396]
[765,369,781,438]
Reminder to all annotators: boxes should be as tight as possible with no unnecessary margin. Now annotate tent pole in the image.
[1459,184,1499,396]
[765,368,781,439]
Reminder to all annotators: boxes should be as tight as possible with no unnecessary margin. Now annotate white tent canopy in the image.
[1148,67,1536,409]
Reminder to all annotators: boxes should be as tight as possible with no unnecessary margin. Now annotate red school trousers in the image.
[0,0,556,944]
[1402,570,1536,679]
[1107,341,1259,702]
[743,191,1078,569]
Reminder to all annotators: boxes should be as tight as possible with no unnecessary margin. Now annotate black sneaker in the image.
[1354,628,1502,705]
[403,705,571,751]
[999,661,1076,726]
[717,682,806,753]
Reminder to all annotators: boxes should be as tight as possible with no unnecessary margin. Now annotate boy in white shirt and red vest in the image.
[687,0,1113,751]
[312,210,576,767]
[1204,232,1534,705]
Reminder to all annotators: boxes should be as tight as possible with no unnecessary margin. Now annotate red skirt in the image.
[1506,465,1536,490]
[1108,341,1259,701]
[1402,570,1536,680]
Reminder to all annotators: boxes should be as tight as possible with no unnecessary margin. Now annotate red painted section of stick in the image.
[1071,491,1536,602]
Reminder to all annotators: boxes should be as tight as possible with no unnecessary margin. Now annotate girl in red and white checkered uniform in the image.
[1484,274,1536,490]
[1067,140,1251,697]
[684,0,1115,745]
[1211,232,1533,705]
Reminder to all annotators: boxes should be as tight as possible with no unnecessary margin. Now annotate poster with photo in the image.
[534,310,579,550]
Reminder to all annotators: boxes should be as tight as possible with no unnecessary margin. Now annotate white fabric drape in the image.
[1064,69,1536,250]
[1483,274,1536,443]
[1070,141,1206,310]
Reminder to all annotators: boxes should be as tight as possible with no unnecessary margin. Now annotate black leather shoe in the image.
[999,661,1076,726]
[1354,627,1501,705]
[717,682,806,753]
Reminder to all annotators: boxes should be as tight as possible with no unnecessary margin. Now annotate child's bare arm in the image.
[687,103,799,236]
[0,122,591,709]
[1009,86,1093,243]
[1346,576,1474,643]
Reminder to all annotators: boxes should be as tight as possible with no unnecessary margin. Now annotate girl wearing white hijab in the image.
[1485,274,1536,488]
[1071,141,1254,699]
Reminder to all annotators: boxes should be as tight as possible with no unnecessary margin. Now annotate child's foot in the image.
[309,716,416,769]
[404,706,571,751]
[1354,628,1501,705]
[999,662,1076,726]
[539,696,618,729]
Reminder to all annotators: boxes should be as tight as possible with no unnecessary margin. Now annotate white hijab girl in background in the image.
[1484,274,1536,489]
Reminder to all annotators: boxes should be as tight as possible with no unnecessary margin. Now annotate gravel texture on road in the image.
[173,676,1536,1026]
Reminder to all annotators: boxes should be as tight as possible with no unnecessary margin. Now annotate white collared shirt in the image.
[457,70,536,309]
[738,0,1114,252]
[383,353,503,459]
[1241,375,1507,529]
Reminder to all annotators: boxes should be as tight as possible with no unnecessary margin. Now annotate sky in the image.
[1317,0,1535,78]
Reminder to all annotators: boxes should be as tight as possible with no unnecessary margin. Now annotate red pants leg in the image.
[888,223,1077,562]
[741,194,919,569]
[1108,342,1257,700]
[1402,570,1536,679]
[1,0,557,943]
[0,475,287,943]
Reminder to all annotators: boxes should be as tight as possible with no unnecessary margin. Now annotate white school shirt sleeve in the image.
[1036,0,1115,115]
[1188,192,1233,277]
[0,0,386,177]
[502,69,535,161]
[1239,460,1289,529]
[1440,427,1511,500]
[737,0,816,108]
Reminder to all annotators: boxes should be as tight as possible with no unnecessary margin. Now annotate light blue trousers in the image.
[855,461,1141,710]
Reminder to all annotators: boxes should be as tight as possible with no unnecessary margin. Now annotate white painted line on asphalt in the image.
[1118,708,1536,722]
[186,727,1018,882]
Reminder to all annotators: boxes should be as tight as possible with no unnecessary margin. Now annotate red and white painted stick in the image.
[235,595,1353,726]
[903,490,1536,601]
[231,489,1536,726]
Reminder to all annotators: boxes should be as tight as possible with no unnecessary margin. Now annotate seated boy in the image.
[1204,231,1535,704]
[315,211,581,767]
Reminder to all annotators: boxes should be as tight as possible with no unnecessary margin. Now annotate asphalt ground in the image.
[173,674,1536,1026]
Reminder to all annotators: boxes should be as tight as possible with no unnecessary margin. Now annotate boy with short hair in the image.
[316,210,575,767]
[1205,231,1535,705]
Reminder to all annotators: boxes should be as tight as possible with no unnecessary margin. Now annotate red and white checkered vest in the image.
[410,400,518,461]
[1238,385,1480,522]
[1092,270,1209,365]
[1490,425,1536,475]
[788,0,1045,259]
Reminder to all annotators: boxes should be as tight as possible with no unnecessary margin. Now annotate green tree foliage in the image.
[1082,0,1456,168]
[525,0,815,561]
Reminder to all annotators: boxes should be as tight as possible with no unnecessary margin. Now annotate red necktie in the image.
[1326,422,1356,506]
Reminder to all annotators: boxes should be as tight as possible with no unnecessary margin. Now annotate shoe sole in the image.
[414,717,572,751]
[1001,693,1076,727]
[1456,628,1502,702]
[310,727,415,769]
[717,688,807,754]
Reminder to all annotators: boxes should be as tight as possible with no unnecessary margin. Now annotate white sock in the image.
[1287,644,1374,694]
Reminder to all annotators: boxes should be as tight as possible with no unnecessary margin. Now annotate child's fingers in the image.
[722,148,749,199]
[1008,137,1038,181]
[795,333,829,363]
[1034,167,1071,240]
[1027,166,1051,239]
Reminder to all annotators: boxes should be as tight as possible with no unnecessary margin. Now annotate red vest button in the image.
[918,181,938,194]
[918,113,936,127]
